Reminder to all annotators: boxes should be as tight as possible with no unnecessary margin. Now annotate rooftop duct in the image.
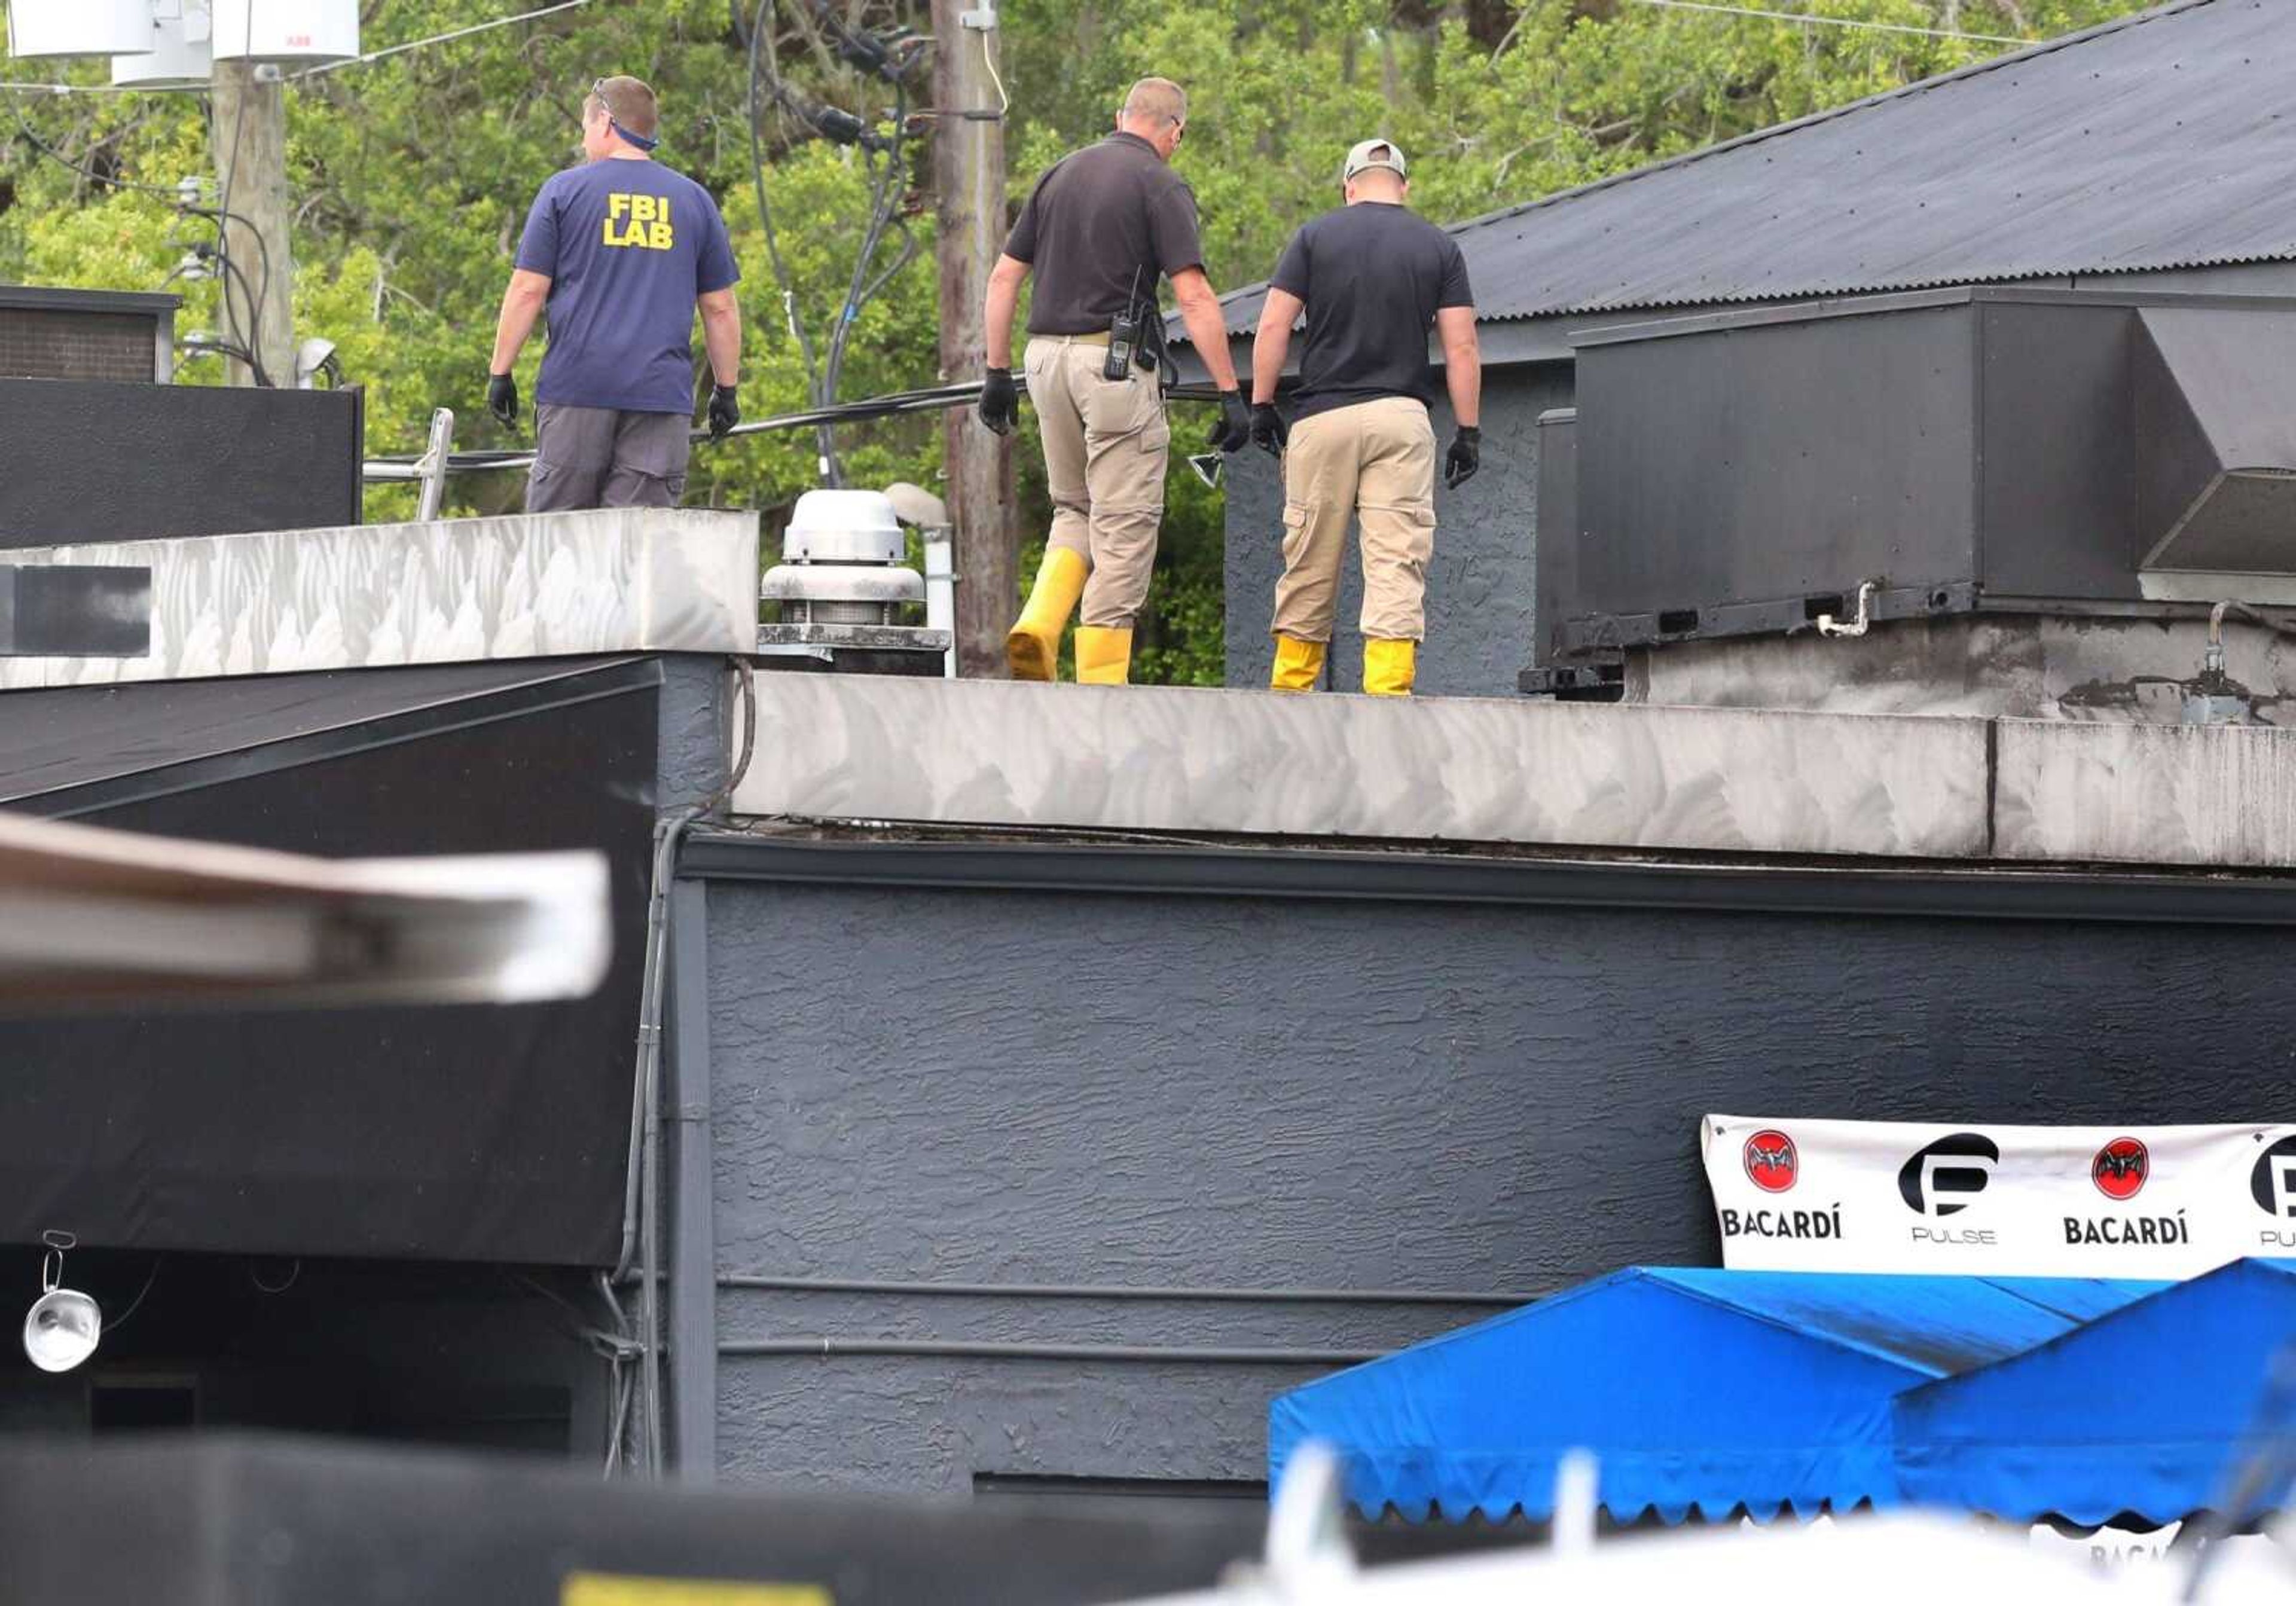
[2133,307,2296,595]
[758,488,949,675]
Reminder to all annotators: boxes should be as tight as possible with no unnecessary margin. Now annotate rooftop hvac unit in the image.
[4,0,155,57]
[209,0,356,63]
[112,0,212,88]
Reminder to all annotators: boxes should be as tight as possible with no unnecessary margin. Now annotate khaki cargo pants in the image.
[1024,334,1171,628]
[1271,396,1437,642]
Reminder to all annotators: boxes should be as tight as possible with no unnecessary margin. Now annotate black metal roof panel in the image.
[0,657,662,1266]
[0,283,181,315]
[0,655,650,812]
[1214,0,2292,334]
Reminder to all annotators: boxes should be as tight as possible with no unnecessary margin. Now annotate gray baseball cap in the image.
[1343,138,1407,182]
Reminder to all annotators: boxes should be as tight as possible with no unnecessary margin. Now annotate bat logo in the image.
[2091,1137,2149,1201]
[1743,1129,1799,1194]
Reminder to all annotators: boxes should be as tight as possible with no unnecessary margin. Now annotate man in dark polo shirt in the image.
[486,75,743,512]
[977,77,1253,685]
[1247,138,1481,697]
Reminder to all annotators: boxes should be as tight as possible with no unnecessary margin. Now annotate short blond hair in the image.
[590,75,659,141]
[1121,78,1187,128]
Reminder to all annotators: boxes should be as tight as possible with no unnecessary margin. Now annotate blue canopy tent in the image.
[1893,1257,2296,1527]
[1268,1266,2155,1524]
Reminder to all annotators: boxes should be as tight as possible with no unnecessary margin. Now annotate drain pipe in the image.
[612,656,757,1477]
[2185,600,2258,726]
[1815,579,1876,639]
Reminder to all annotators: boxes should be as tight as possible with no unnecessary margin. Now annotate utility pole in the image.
[930,0,1014,678]
[209,58,296,389]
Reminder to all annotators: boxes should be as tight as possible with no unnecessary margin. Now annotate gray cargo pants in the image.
[526,405,692,512]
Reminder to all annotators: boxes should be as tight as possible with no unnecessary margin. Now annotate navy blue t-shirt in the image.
[516,157,740,414]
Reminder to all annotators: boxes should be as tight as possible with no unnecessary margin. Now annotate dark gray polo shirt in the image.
[1004,132,1205,337]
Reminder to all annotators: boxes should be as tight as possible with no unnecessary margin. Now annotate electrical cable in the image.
[210,0,273,387]
[292,0,609,80]
[248,1257,301,1294]
[2,1,2042,100]
[979,23,1010,117]
[218,251,272,384]
[0,82,168,97]
[2,83,274,384]
[102,1257,164,1333]
[818,78,909,478]
[1617,0,2024,44]
[368,380,1003,474]
[748,0,826,467]
[610,658,756,1480]
[742,0,927,486]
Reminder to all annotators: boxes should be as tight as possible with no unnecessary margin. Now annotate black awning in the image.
[0,657,660,1266]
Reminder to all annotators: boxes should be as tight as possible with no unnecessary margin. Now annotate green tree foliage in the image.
[1,0,2149,677]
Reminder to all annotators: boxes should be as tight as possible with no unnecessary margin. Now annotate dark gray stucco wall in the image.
[703,874,2291,1497]
[1223,364,1571,697]
[656,652,732,810]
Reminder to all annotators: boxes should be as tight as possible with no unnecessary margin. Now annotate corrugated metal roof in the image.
[1214,0,2296,335]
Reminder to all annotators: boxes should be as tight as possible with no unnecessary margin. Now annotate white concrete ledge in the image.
[1995,720,2296,868]
[732,676,1993,861]
[0,508,758,688]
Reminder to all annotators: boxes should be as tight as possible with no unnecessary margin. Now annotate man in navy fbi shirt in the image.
[486,76,743,512]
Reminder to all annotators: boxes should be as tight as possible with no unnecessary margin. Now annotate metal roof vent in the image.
[758,488,949,675]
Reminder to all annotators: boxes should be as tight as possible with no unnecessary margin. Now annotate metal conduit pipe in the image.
[717,1274,1541,1306]
[719,1338,1384,1366]
[612,657,758,1479]
[361,382,1004,481]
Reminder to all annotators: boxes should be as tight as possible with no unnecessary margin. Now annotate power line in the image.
[294,0,608,80]
[0,81,174,96]
[1619,0,2026,44]
[8,0,2035,100]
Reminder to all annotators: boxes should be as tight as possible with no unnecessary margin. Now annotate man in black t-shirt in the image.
[1247,138,1482,697]
[977,77,1253,686]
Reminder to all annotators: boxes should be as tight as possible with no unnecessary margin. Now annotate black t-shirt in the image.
[1005,132,1205,337]
[1269,201,1474,420]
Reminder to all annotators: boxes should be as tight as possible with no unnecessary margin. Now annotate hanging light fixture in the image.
[23,1231,100,1374]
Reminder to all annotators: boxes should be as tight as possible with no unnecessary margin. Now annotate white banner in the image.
[1702,1115,2296,1276]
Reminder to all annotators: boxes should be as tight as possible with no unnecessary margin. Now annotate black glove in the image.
[1250,402,1288,458]
[978,367,1019,436]
[707,383,740,441]
[1445,425,1481,490]
[1208,389,1253,454]
[486,371,518,428]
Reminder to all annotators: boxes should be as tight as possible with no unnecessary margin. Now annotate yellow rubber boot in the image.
[1074,625,1133,685]
[1006,547,1089,681]
[1363,637,1417,697]
[1271,634,1326,692]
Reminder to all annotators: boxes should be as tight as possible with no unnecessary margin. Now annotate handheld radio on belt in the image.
[1104,268,1145,382]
